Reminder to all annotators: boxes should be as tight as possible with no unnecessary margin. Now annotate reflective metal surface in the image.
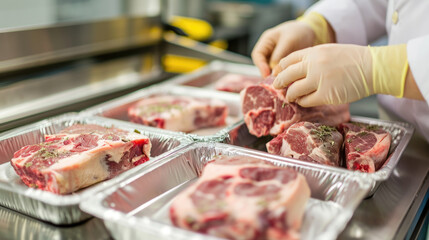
[0,50,163,131]
[164,33,252,65]
[339,135,429,240]
[0,16,162,73]
[0,205,110,240]
[0,0,161,30]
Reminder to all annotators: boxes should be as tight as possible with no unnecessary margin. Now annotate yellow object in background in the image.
[162,54,207,73]
[209,39,228,50]
[164,16,230,73]
[170,16,214,41]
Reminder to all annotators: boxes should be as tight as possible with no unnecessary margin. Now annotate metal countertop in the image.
[339,134,429,239]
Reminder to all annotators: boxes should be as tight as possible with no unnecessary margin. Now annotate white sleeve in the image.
[408,35,429,105]
[308,0,388,45]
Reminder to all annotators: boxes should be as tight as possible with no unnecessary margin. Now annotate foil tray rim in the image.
[0,113,192,207]
[81,84,242,142]
[80,142,372,240]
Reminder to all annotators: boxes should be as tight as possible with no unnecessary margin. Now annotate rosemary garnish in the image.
[311,125,336,140]
[257,199,268,207]
[357,132,369,137]
[185,216,194,224]
[366,125,380,131]
[38,147,59,159]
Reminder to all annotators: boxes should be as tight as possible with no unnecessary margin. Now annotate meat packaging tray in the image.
[82,85,242,142]
[80,142,371,240]
[0,113,191,225]
[225,116,414,196]
[0,205,109,240]
[163,60,261,91]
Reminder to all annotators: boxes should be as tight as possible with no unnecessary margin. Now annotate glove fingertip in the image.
[272,65,282,76]
[296,96,315,108]
[273,79,283,89]
[273,83,280,89]
[263,66,272,78]
[255,62,270,79]
[287,95,296,103]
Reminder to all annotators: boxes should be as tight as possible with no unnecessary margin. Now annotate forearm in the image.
[371,44,425,101]
[403,67,425,101]
[326,19,336,43]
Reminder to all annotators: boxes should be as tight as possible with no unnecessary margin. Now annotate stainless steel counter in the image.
[0,205,111,240]
[339,134,429,239]
[0,134,427,240]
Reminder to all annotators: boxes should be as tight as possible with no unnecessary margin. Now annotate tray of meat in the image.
[80,142,371,240]
[235,78,414,196]
[82,85,242,142]
[226,116,413,196]
[163,60,263,93]
[0,113,190,224]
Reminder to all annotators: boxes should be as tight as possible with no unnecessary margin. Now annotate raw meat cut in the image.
[10,124,151,194]
[170,155,310,240]
[128,95,228,132]
[266,122,343,167]
[340,123,391,173]
[241,81,350,137]
[215,73,262,93]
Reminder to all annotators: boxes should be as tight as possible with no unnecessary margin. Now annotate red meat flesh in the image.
[266,122,343,167]
[10,124,151,194]
[340,123,391,173]
[128,95,228,132]
[241,83,350,137]
[170,155,310,240]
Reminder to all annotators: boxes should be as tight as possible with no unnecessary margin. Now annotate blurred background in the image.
[0,0,376,133]
[0,0,315,56]
[0,3,422,240]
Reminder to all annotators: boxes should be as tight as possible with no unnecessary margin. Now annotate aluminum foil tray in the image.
[225,116,414,196]
[82,85,242,142]
[0,113,190,225]
[0,205,110,240]
[80,142,371,240]
[163,60,261,91]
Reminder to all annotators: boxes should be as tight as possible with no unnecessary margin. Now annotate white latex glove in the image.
[273,44,408,107]
[252,12,334,78]
[251,21,316,78]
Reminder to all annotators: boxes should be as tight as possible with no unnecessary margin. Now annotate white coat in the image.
[309,0,429,142]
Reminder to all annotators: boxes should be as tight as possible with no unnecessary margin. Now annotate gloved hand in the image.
[252,12,334,78]
[272,44,408,107]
